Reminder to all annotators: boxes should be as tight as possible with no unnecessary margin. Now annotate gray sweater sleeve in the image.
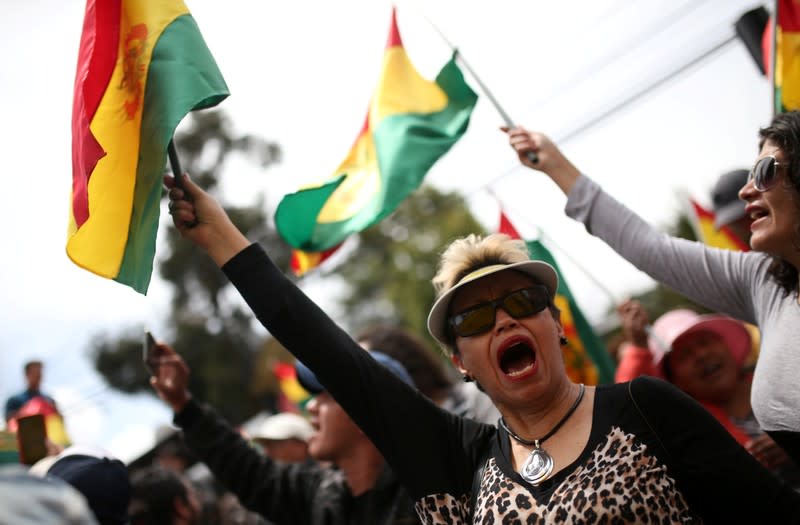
[564,174,770,324]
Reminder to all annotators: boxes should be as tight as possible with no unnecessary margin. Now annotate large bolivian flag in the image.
[67,0,228,294]
[499,212,615,384]
[276,9,477,256]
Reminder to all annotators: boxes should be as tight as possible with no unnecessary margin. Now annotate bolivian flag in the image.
[276,9,477,258]
[273,362,312,412]
[67,0,228,293]
[687,199,750,252]
[499,212,615,385]
[290,243,342,277]
[765,0,800,112]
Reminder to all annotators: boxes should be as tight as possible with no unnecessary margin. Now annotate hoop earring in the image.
[559,336,568,346]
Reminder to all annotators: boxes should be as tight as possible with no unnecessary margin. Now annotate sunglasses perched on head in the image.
[749,155,789,192]
[449,285,550,338]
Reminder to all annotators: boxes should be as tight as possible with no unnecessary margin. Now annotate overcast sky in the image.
[0,0,771,461]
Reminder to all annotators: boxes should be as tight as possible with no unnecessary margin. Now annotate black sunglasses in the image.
[749,155,788,192]
[449,285,550,338]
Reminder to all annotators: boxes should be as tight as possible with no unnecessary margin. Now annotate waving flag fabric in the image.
[276,9,477,258]
[687,199,750,252]
[764,0,800,112]
[67,0,229,293]
[499,212,614,384]
[273,362,312,413]
[290,243,342,277]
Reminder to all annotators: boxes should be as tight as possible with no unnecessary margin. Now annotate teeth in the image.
[506,362,534,377]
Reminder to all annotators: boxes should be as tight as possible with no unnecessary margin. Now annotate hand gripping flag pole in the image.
[423,15,538,164]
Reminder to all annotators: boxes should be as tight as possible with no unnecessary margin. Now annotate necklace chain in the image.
[500,384,585,447]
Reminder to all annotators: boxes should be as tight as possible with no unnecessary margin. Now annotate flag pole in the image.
[771,0,779,116]
[168,139,184,189]
[422,15,538,164]
[491,194,617,303]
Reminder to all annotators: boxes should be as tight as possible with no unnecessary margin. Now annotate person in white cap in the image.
[164,170,800,523]
[249,412,313,464]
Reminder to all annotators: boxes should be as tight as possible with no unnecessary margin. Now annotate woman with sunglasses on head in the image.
[166,176,800,523]
[505,111,800,466]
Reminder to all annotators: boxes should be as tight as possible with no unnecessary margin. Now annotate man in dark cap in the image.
[149,341,420,525]
[42,446,131,525]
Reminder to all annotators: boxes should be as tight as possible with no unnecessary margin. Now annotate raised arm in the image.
[499,129,765,324]
[164,175,493,499]
[149,342,319,522]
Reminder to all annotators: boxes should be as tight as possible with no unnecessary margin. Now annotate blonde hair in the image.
[432,233,531,297]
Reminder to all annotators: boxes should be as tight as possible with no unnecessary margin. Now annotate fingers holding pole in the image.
[166,138,198,228]
[168,139,184,189]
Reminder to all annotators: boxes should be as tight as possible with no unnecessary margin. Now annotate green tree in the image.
[92,110,290,424]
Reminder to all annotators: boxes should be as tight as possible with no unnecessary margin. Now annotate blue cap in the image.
[295,351,415,394]
[47,452,130,525]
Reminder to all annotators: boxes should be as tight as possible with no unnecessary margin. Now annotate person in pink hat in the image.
[616,301,800,487]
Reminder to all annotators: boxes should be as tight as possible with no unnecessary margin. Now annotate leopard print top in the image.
[415,427,700,524]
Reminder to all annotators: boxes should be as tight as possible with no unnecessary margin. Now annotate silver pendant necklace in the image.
[499,384,585,485]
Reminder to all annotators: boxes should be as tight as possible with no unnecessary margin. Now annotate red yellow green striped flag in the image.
[687,199,750,252]
[499,212,615,384]
[68,0,229,293]
[290,243,342,277]
[273,362,312,413]
[276,9,477,259]
[764,0,800,113]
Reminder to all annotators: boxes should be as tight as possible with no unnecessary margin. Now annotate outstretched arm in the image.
[499,128,761,323]
[164,177,493,500]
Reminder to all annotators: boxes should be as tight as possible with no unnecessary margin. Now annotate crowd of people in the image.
[5,110,800,523]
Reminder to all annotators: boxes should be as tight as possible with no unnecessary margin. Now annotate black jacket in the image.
[175,400,419,525]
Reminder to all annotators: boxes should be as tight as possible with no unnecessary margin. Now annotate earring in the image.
[462,374,474,383]
[559,336,568,346]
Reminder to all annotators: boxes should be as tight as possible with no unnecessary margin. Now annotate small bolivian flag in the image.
[687,199,750,252]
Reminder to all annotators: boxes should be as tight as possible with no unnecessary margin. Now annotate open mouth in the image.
[498,342,537,377]
[748,207,769,225]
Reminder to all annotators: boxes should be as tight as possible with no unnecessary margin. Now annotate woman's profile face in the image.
[740,140,800,260]
[449,269,566,410]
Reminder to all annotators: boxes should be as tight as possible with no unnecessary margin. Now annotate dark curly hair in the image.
[757,111,800,296]
[357,324,455,400]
